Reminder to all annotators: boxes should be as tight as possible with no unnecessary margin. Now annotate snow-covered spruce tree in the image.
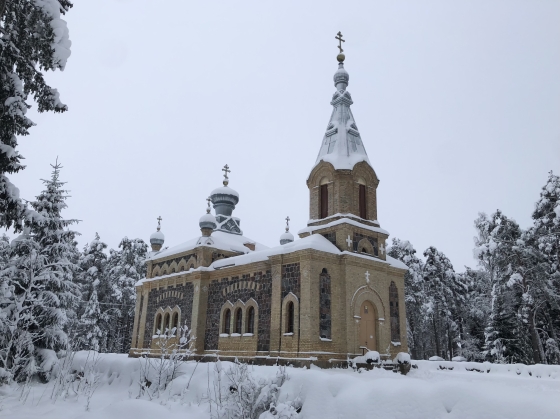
[106,237,147,353]
[0,0,72,231]
[531,171,560,364]
[458,268,491,361]
[422,246,467,360]
[388,238,428,359]
[74,233,111,351]
[474,211,533,364]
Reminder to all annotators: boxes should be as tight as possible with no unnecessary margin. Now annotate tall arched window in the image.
[287,301,295,334]
[389,281,401,342]
[235,308,243,334]
[320,184,328,218]
[155,313,162,334]
[172,312,179,332]
[163,313,170,334]
[359,184,367,219]
[223,309,231,334]
[247,306,255,334]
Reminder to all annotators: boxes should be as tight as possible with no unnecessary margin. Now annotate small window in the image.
[247,306,255,334]
[287,302,295,334]
[189,264,195,270]
[364,305,369,314]
[235,308,243,334]
[223,309,231,334]
[172,268,176,273]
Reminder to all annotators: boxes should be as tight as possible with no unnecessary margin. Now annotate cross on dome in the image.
[206,197,212,214]
[335,31,345,53]
[222,164,231,186]
[285,216,290,232]
[157,216,162,231]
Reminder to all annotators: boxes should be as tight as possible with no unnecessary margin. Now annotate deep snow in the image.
[1,352,559,419]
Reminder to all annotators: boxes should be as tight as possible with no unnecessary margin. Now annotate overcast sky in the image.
[9,0,560,270]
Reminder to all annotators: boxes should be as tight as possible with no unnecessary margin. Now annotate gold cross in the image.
[335,31,345,53]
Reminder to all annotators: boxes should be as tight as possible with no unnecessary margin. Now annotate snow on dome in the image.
[150,230,165,244]
[210,185,239,199]
[199,213,216,224]
[333,62,349,88]
[280,231,294,245]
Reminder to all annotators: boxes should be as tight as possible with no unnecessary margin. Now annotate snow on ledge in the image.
[298,217,390,236]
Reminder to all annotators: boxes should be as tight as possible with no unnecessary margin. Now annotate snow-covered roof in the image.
[139,234,407,286]
[298,217,390,236]
[313,62,372,172]
[147,230,268,261]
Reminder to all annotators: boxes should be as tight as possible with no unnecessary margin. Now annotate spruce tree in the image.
[0,0,73,230]
[0,161,81,381]
[106,237,147,353]
[388,238,427,359]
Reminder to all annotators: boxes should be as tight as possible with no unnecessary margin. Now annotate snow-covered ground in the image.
[1,352,559,419]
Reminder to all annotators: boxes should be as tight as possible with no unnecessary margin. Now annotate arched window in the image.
[172,268,176,273]
[319,268,331,339]
[172,312,179,332]
[320,184,328,218]
[223,309,231,334]
[180,266,185,271]
[389,281,401,342]
[359,184,367,219]
[189,264,195,270]
[235,308,243,334]
[247,306,255,334]
[163,313,170,334]
[155,313,162,334]
[287,301,295,334]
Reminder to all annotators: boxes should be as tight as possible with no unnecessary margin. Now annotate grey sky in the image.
[10,0,560,270]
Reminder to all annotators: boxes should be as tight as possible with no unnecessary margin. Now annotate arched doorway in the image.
[359,300,377,350]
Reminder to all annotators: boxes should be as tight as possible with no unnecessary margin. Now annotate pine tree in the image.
[0,162,80,382]
[0,0,73,230]
[106,237,147,353]
[76,289,106,351]
[388,238,427,359]
[531,171,560,364]
[423,246,467,360]
[74,233,110,351]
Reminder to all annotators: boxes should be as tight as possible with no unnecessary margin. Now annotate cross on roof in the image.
[335,31,345,53]
[206,197,212,213]
[157,216,162,231]
[285,216,290,232]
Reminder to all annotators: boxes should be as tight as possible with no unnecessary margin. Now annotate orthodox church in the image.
[130,41,409,363]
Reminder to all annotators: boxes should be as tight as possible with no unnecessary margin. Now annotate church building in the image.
[130,42,409,363]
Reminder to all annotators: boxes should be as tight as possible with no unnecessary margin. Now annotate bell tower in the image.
[300,34,388,261]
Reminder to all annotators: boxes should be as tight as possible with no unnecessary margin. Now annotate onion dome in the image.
[200,197,217,236]
[150,216,165,251]
[280,216,294,245]
[210,164,239,218]
[333,62,349,90]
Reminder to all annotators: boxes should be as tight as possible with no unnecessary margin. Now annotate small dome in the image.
[199,212,217,230]
[280,231,294,245]
[210,185,239,199]
[150,230,165,245]
[333,63,349,89]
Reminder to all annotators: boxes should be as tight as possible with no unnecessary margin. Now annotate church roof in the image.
[138,234,407,286]
[313,61,372,171]
[147,230,269,261]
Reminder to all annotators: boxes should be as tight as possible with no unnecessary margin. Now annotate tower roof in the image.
[313,57,372,172]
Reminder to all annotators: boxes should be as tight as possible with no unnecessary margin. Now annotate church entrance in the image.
[359,300,376,351]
